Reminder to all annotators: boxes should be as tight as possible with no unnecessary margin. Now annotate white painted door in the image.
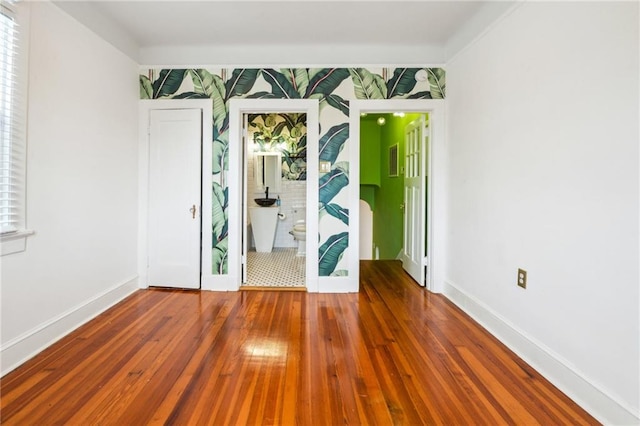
[402,116,427,286]
[148,109,202,289]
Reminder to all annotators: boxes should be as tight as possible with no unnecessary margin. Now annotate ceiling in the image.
[52,1,516,66]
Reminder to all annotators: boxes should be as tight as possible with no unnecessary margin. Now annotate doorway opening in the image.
[242,112,308,289]
[350,100,443,292]
[359,111,430,287]
[228,99,320,292]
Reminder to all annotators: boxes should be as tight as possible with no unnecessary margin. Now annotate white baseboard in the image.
[1,276,139,377]
[201,274,240,291]
[317,276,358,293]
[443,280,640,426]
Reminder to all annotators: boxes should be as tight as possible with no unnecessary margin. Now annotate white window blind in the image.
[0,0,25,236]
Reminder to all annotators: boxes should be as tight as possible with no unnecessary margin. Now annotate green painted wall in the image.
[360,119,380,211]
[360,120,381,186]
[372,113,425,259]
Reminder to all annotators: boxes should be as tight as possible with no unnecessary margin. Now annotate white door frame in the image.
[229,99,320,292]
[138,99,213,289]
[349,100,446,293]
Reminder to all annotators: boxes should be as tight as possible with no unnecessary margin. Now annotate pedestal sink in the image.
[249,206,279,252]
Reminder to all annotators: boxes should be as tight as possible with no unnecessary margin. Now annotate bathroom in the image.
[244,112,307,288]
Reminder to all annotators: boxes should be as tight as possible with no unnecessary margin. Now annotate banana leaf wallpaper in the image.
[139,67,446,277]
[248,113,308,181]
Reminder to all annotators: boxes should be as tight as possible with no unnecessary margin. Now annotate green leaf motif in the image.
[319,123,349,164]
[152,69,187,98]
[349,68,387,99]
[212,237,228,274]
[280,68,309,98]
[173,92,209,99]
[305,68,350,97]
[211,76,228,133]
[330,270,348,277]
[296,134,307,159]
[427,68,446,99]
[190,69,217,97]
[225,69,260,100]
[246,91,280,99]
[189,69,228,132]
[387,68,418,98]
[212,133,229,175]
[306,68,324,81]
[261,69,301,99]
[324,203,349,225]
[139,75,153,99]
[323,94,349,116]
[212,182,228,243]
[408,91,433,99]
[318,232,348,276]
[319,166,349,205]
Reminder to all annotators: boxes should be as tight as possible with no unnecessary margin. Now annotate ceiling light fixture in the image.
[377,117,386,126]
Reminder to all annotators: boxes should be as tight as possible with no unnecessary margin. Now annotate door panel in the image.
[402,116,427,286]
[148,109,202,289]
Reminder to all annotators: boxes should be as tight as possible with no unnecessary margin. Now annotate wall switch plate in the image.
[319,161,331,173]
[517,268,527,289]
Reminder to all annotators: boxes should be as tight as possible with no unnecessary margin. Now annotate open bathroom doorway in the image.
[229,99,318,291]
[243,112,308,289]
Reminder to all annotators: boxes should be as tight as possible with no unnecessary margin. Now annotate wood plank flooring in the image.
[1,260,598,425]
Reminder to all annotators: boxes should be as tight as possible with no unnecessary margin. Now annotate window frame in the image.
[1,1,32,256]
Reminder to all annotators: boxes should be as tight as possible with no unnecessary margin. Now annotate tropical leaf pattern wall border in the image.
[139,67,445,276]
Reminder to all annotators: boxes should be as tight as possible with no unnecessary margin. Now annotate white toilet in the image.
[291,206,306,256]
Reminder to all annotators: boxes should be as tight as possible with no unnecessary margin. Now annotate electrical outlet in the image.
[517,268,527,289]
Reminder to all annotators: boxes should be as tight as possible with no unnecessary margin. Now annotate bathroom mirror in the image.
[254,152,281,192]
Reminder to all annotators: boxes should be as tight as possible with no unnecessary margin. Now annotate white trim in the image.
[229,99,319,292]
[350,100,446,293]
[1,229,35,256]
[318,277,355,293]
[348,110,362,292]
[443,280,640,425]
[139,63,447,70]
[138,44,447,69]
[0,276,139,376]
[138,99,213,290]
[0,2,30,240]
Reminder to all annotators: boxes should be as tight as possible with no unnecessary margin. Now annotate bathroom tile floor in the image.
[245,248,306,288]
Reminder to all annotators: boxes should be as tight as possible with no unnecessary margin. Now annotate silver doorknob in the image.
[189,205,197,219]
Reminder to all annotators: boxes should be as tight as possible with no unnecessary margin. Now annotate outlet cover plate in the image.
[517,268,527,289]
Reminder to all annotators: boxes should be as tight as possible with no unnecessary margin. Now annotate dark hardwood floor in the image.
[1,260,598,425]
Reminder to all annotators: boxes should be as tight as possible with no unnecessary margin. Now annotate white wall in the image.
[0,2,140,374]
[445,2,639,424]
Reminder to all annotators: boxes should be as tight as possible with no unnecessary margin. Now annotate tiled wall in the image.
[247,149,306,249]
